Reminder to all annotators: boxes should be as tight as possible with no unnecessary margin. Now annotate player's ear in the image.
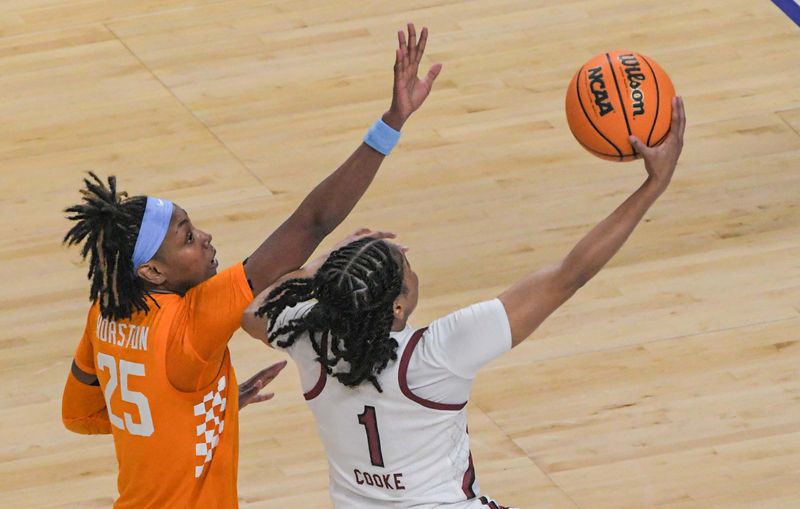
[137,262,166,286]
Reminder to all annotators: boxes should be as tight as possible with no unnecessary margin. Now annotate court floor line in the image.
[103,22,270,191]
[476,403,583,509]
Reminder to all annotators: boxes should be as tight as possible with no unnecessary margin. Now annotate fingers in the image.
[396,31,407,77]
[259,360,288,382]
[407,23,417,62]
[240,389,275,409]
[669,96,686,143]
[394,47,405,79]
[396,23,431,78]
[416,27,428,62]
[628,135,651,157]
[424,63,443,88]
[243,360,287,387]
[350,229,397,241]
[250,392,275,404]
[367,230,396,240]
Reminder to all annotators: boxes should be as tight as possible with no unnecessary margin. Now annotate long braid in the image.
[64,172,152,320]
[256,237,404,392]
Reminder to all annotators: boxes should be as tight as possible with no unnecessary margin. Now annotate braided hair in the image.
[64,172,154,320]
[256,237,405,392]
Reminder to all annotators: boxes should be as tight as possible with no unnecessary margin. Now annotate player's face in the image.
[151,206,218,294]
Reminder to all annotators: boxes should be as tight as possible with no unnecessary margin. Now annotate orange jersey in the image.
[70,263,253,509]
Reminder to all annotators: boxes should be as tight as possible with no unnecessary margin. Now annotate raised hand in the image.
[238,360,287,410]
[629,96,687,191]
[331,228,397,252]
[383,23,443,129]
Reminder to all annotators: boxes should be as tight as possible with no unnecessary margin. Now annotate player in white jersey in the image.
[242,98,686,508]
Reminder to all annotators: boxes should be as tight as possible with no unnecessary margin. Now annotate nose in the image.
[201,230,212,246]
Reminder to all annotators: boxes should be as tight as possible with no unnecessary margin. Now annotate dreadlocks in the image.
[64,172,152,320]
[256,237,404,392]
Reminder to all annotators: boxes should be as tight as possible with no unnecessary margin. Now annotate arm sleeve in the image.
[63,316,111,434]
[61,372,111,435]
[182,262,255,361]
[421,298,512,380]
[73,310,96,375]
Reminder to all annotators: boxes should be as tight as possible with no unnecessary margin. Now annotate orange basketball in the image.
[565,51,675,162]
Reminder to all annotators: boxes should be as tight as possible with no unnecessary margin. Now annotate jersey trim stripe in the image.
[398,328,467,411]
[304,363,326,401]
[462,450,477,499]
[479,496,507,509]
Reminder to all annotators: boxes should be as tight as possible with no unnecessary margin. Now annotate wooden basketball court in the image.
[1,1,798,507]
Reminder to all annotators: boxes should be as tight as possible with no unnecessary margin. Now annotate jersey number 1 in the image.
[357,406,385,467]
[97,353,154,437]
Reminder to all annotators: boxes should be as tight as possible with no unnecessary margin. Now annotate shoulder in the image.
[185,262,252,301]
[427,299,510,339]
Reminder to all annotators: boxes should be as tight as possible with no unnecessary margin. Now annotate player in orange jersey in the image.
[61,23,442,509]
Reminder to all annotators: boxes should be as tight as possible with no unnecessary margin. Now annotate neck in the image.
[391,318,408,332]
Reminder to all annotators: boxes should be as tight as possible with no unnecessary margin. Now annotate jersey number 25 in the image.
[97,353,154,437]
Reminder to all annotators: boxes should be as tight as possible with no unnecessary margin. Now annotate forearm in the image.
[62,373,111,435]
[561,178,665,288]
[300,147,392,236]
[245,119,400,293]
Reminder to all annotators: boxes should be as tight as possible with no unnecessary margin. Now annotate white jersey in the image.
[271,299,514,509]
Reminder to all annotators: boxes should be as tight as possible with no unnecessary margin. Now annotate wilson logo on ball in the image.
[618,53,646,116]
[565,50,675,162]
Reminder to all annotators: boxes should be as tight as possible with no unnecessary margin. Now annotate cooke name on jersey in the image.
[353,469,405,491]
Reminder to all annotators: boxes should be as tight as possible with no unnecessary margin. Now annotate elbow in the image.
[62,415,110,435]
[296,204,335,241]
[310,217,334,243]
[554,262,586,294]
[569,272,591,292]
[62,416,87,434]
[240,312,255,337]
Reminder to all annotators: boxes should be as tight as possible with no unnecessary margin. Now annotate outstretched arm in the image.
[500,97,687,347]
[244,24,442,295]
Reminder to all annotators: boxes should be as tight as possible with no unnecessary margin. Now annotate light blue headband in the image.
[132,197,174,269]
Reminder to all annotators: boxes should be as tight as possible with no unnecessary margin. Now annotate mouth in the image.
[210,248,218,269]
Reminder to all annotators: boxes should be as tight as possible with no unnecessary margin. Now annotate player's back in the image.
[273,299,514,509]
[85,296,238,508]
[71,263,253,508]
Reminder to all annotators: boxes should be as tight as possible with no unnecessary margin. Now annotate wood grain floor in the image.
[0,1,798,507]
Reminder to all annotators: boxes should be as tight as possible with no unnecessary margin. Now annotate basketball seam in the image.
[640,55,661,146]
[605,52,636,157]
[653,129,669,146]
[575,65,624,161]
[577,138,636,159]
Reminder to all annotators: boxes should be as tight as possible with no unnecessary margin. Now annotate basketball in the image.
[565,51,675,161]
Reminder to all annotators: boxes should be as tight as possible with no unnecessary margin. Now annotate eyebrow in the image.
[175,217,190,233]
